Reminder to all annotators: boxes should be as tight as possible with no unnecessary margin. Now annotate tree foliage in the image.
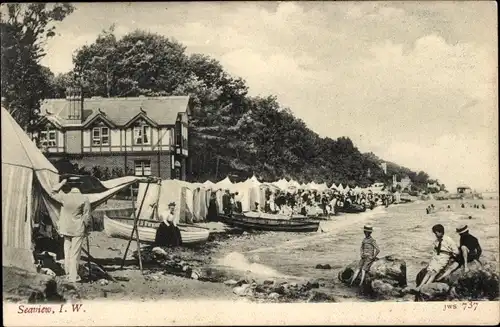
[0,3,74,128]
[45,28,435,188]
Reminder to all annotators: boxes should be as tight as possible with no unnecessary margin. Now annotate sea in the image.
[211,199,499,301]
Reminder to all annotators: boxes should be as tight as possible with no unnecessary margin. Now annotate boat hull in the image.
[219,213,319,232]
[338,204,367,213]
[103,215,210,244]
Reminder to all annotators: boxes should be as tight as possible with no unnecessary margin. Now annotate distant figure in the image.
[207,192,218,222]
[468,215,472,220]
[461,203,465,208]
[417,224,459,290]
[222,190,232,215]
[349,224,380,287]
[155,202,182,247]
[481,204,486,209]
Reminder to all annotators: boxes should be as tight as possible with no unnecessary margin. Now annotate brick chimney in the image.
[65,87,84,123]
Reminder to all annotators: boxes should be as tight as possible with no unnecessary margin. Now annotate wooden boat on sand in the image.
[338,203,366,214]
[219,213,320,233]
[103,211,210,244]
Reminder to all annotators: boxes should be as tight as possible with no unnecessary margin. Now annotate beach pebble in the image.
[233,284,251,296]
[98,279,109,286]
[40,268,56,277]
[224,279,238,286]
[306,291,336,303]
[419,282,450,300]
[306,280,320,289]
[151,247,168,259]
[268,292,280,300]
[190,271,200,280]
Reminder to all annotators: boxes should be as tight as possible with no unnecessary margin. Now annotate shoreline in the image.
[4,199,498,304]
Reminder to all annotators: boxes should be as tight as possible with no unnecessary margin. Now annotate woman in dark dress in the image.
[155,202,182,247]
[207,192,219,222]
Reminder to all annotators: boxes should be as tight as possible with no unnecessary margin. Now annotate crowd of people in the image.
[207,187,396,219]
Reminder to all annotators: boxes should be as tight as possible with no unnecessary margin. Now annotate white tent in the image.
[248,174,261,185]
[273,178,289,190]
[203,180,215,189]
[215,176,234,190]
[337,184,344,192]
[309,181,319,190]
[318,183,328,192]
[344,185,351,192]
[2,107,138,272]
[330,183,337,190]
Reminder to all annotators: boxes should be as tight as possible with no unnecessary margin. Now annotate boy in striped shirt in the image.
[350,224,380,286]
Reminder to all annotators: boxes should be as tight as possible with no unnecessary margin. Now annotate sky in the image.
[37,1,498,192]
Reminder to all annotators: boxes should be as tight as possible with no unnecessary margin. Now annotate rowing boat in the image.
[219,213,320,232]
[103,213,210,244]
[338,203,366,213]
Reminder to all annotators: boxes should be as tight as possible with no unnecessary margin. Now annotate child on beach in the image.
[417,224,459,290]
[349,224,380,286]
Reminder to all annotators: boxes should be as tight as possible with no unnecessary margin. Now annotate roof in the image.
[40,96,190,127]
[1,107,58,173]
[457,185,471,189]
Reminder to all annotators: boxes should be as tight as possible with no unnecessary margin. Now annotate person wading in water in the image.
[155,202,182,247]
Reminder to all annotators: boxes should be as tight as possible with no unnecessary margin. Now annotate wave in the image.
[215,252,289,278]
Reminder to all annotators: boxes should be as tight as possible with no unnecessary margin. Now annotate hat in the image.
[363,224,373,232]
[168,202,176,207]
[456,225,469,234]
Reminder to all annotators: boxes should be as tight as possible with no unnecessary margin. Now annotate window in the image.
[134,125,150,145]
[92,127,109,146]
[134,160,151,176]
[175,124,182,146]
[40,130,57,147]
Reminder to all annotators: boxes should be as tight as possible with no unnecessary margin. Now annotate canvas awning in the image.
[2,107,141,271]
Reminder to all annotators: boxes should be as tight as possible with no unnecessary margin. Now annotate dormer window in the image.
[134,125,150,145]
[92,126,109,146]
[40,130,57,147]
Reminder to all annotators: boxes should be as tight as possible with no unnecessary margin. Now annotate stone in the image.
[224,279,238,286]
[233,284,252,296]
[40,268,56,277]
[306,291,336,303]
[418,261,500,301]
[338,255,407,288]
[263,279,275,286]
[268,292,280,299]
[98,279,109,286]
[418,282,450,301]
[305,280,320,289]
[370,279,401,299]
[315,264,332,270]
[236,278,250,286]
[191,271,200,280]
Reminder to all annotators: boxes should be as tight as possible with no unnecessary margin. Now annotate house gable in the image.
[82,110,117,129]
[123,111,159,129]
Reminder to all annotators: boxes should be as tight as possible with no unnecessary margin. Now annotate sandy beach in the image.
[4,198,499,304]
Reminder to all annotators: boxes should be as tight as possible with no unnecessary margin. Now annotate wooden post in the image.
[121,181,150,270]
[86,236,91,280]
[131,186,143,273]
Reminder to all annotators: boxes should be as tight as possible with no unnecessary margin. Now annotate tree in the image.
[1,3,74,129]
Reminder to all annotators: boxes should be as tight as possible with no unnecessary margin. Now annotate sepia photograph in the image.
[1,1,499,325]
